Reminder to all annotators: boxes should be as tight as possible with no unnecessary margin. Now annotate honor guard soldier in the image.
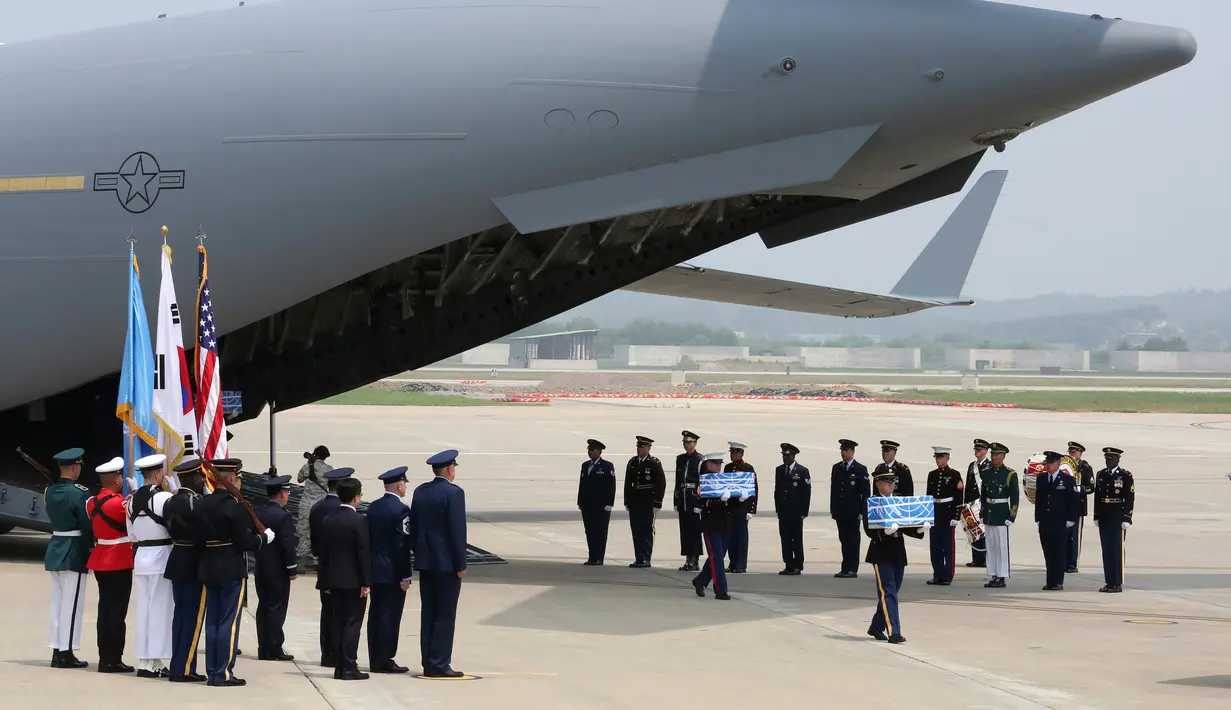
[164,458,208,683]
[691,452,733,600]
[674,431,705,571]
[45,447,94,669]
[87,457,135,674]
[724,441,757,574]
[1094,447,1134,593]
[577,439,616,565]
[979,442,1018,588]
[319,477,371,681]
[310,466,354,667]
[924,447,964,586]
[409,450,469,678]
[863,471,925,644]
[255,475,299,662]
[367,466,413,673]
[774,443,811,575]
[830,439,870,578]
[127,453,175,678]
[1034,452,1079,591]
[195,458,275,687]
[623,435,666,568]
[1065,442,1096,573]
[874,440,914,496]
[964,440,992,568]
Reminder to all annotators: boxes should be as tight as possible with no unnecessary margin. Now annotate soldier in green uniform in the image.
[979,442,1018,589]
[44,447,96,669]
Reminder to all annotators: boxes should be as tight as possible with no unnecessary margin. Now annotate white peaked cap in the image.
[135,453,167,470]
[703,451,725,462]
[95,457,125,474]
[727,441,747,450]
[932,446,952,455]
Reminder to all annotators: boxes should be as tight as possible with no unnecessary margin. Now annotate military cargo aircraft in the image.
[0,1,1196,532]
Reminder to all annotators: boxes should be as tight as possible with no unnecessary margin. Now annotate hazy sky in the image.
[693,0,1224,301]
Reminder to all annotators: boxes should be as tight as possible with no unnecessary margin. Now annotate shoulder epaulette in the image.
[651,457,661,463]
[75,483,90,493]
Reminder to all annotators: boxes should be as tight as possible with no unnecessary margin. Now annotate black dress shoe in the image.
[867,629,887,641]
[60,653,87,669]
[714,592,731,600]
[138,668,169,678]
[1066,567,1079,573]
[371,663,409,674]
[938,580,951,586]
[1042,585,1063,591]
[98,661,135,673]
[693,582,705,597]
[926,579,940,585]
[888,634,906,644]
[273,653,295,661]
[423,667,464,678]
[191,673,207,682]
[583,560,599,566]
[1108,585,1123,593]
[207,677,246,687]
[965,562,986,568]
[335,670,370,680]
[170,674,205,683]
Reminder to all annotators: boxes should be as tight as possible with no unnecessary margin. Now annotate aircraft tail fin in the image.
[888,170,1008,300]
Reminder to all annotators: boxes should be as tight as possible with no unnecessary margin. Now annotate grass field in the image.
[319,388,542,406]
[881,389,1231,413]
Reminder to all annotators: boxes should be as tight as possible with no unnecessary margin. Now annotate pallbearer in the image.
[45,447,93,669]
[724,441,756,574]
[691,452,733,601]
[979,442,1018,589]
[674,431,705,572]
[924,447,963,586]
[577,439,616,565]
[964,439,991,568]
[87,457,135,673]
[255,475,299,661]
[164,458,208,683]
[1094,447,1134,593]
[774,443,811,575]
[1065,441,1095,573]
[830,439,869,579]
[127,453,175,678]
[623,436,666,568]
[367,466,413,673]
[863,470,924,644]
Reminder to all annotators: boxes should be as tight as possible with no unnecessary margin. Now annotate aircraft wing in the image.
[622,170,1008,319]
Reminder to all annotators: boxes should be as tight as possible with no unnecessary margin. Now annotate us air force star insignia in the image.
[93,151,186,214]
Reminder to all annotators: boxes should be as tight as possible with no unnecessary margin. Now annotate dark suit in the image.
[366,492,412,669]
[774,461,811,571]
[863,496,924,637]
[1068,459,1095,570]
[830,459,870,574]
[318,505,371,676]
[254,501,298,658]
[308,493,342,665]
[1034,470,1079,588]
[163,489,205,679]
[408,477,467,674]
[577,457,616,563]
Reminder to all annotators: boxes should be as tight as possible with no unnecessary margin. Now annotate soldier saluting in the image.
[674,431,705,572]
[1094,446,1134,593]
[44,447,94,670]
[623,435,666,568]
[1065,441,1096,573]
[774,443,811,576]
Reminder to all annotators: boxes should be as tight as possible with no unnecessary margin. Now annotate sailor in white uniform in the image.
[126,454,176,678]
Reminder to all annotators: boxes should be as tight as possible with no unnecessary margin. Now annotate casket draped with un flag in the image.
[866,495,934,528]
[699,470,756,499]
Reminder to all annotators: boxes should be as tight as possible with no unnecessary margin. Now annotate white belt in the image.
[96,537,130,546]
[52,530,82,537]
[989,498,1009,504]
[936,497,954,503]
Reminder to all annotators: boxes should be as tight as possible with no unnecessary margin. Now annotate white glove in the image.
[738,493,747,502]
[1121,522,1130,530]
[720,491,731,502]
[692,508,701,514]
[262,528,276,544]
[1005,520,1014,527]
[949,519,959,528]
[1094,520,1100,528]
[888,523,900,535]
[746,513,753,521]
[603,506,612,512]
[922,521,932,532]
[1066,521,1075,528]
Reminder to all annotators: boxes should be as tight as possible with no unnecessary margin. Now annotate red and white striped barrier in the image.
[490,396,551,403]
[460,380,489,384]
[515,393,1017,408]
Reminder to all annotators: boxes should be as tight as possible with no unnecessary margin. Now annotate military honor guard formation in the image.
[577,433,1137,643]
[41,447,471,684]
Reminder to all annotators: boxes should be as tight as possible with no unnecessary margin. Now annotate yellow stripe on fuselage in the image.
[0,175,85,192]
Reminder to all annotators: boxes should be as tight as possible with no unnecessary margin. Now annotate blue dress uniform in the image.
[194,458,271,687]
[774,443,811,575]
[310,466,354,667]
[691,452,733,600]
[254,475,299,661]
[164,459,208,682]
[578,439,617,565]
[623,436,666,568]
[408,450,468,678]
[925,447,964,585]
[1093,447,1134,593]
[367,466,413,673]
[44,447,94,669]
[1066,442,1096,572]
[1033,452,1080,590]
[724,442,757,574]
[830,439,869,578]
[674,431,705,571]
[863,471,924,644]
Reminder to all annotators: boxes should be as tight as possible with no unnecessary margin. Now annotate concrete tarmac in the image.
[2,399,1229,709]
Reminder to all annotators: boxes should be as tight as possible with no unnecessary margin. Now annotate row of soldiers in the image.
[41,445,471,685]
[575,433,1136,594]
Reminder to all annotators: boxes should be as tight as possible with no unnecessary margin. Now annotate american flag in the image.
[194,244,228,464]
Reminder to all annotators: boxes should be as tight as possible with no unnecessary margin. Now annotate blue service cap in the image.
[325,467,355,480]
[174,458,205,475]
[427,450,459,468]
[1043,451,1063,464]
[264,474,292,490]
[53,447,85,464]
[379,466,408,483]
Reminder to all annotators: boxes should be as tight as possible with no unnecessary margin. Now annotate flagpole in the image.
[125,232,138,492]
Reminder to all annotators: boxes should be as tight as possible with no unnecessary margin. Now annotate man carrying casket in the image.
[863,470,925,644]
[691,452,738,600]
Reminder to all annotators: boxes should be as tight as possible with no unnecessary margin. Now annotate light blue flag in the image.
[116,249,159,490]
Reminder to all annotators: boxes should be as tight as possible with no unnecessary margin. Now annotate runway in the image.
[1,398,1227,709]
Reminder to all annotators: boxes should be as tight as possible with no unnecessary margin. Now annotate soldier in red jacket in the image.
[87,457,135,674]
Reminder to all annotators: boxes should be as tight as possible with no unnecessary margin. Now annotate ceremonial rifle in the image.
[15,448,55,483]
[200,459,267,534]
